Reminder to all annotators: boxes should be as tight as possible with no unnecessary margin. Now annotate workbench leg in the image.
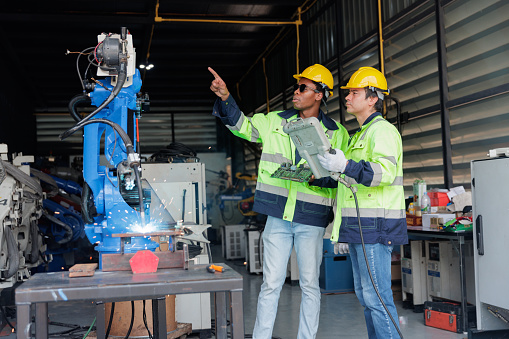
[459,237,468,333]
[230,290,245,339]
[152,297,167,339]
[95,302,106,339]
[16,304,31,339]
[215,292,227,338]
[35,303,48,339]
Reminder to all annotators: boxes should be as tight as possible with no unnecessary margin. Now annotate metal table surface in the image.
[407,226,473,333]
[15,263,244,339]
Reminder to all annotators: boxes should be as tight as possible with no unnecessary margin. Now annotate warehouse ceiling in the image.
[0,0,304,114]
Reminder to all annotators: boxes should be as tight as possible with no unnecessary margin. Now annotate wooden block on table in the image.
[69,263,98,278]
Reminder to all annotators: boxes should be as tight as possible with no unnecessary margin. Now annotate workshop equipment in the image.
[425,240,475,304]
[59,27,212,337]
[319,239,354,293]
[60,28,214,269]
[0,145,49,291]
[244,228,263,274]
[424,300,476,333]
[401,240,427,311]
[222,224,247,260]
[471,155,509,335]
[207,264,224,273]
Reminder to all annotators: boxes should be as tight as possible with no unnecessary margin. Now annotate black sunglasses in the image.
[293,83,320,93]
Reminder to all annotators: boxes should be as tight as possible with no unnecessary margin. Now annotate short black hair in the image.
[365,87,383,112]
[312,80,329,102]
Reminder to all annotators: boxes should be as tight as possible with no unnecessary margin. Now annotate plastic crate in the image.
[429,192,450,206]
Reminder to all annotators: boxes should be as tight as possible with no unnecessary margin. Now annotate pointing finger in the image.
[208,67,221,80]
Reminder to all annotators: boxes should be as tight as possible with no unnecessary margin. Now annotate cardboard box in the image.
[406,214,422,226]
[391,261,401,281]
[422,213,455,229]
[392,281,402,301]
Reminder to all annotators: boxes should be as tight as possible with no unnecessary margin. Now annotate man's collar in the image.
[352,112,382,134]
[363,112,382,126]
[278,108,339,130]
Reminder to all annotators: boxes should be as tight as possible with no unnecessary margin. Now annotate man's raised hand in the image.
[208,67,230,101]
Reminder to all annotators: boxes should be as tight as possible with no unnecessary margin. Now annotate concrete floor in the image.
[2,243,468,338]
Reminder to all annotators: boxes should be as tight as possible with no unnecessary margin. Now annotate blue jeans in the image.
[349,243,401,339]
[252,216,325,339]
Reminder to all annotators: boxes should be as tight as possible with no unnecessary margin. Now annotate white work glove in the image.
[332,242,349,255]
[317,149,348,173]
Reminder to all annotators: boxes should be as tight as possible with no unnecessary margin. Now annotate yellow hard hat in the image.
[341,67,389,95]
[293,64,333,98]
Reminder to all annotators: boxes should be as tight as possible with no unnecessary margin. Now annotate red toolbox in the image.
[424,301,476,333]
[429,192,450,206]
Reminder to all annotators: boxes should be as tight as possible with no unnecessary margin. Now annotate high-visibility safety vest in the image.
[213,96,349,227]
[330,113,408,245]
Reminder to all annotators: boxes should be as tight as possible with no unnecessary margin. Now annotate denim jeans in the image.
[349,243,401,339]
[252,216,325,339]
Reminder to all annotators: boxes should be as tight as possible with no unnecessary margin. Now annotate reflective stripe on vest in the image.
[256,181,289,196]
[226,114,260,142]
[248,117,260,142]
[342,207,406,219]
[256,182,332,206]
[344,175,403,186]
[381,156,397,165]
[261,153,292,165]
[370,162,383,187]
[360,118,383,140]
[297,191,334,206]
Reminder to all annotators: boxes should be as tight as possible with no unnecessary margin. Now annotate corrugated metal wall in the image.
[239,0,509,196]
[445,0,509,186]
[36,111,217,156]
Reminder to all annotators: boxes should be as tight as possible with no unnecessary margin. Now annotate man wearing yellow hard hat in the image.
[318,66,408,338]
[209,64,348,339]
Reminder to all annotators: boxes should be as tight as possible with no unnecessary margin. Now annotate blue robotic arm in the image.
[61,28,155,265]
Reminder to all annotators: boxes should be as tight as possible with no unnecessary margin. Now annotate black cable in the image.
[347,186,404,339]
[257,228,263,270]
[75,47,95,91]
[177,242,202,259]
[123,301,135,339]
[148,142,199,163]
[68,94,91,123]
[1,306,15,332]
[3,226,19,279]
[142,300,153,339]
[133,164,146,225]
[105,302,115,338]
[47,321,82,335]
[59,118,134,153]
[60,61,128,140]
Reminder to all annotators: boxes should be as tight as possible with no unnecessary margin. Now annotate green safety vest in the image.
[330,115,408,245]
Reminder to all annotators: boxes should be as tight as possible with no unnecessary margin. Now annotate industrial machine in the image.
[0,145,49,290]
[244,228,263,274]
[401,240,427,311]
[222,224,247,260]
[471,153,509,335]
[59,27,211,336]
[61,27,210,266]
[425,240,475,304]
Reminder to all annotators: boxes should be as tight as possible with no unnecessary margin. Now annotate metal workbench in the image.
[407,226,473,333]
[15,263,244,339]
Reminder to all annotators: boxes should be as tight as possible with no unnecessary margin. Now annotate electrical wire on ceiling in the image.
[140,0,319,112]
